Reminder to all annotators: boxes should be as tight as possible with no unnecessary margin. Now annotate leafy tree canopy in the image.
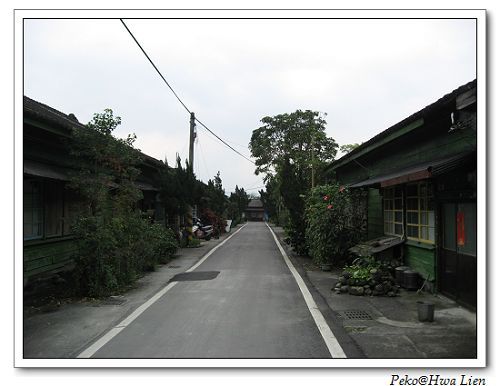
[249,109,338,184]
[339,143,361,155]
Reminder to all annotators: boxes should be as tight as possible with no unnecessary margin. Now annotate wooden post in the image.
[189,112,195,171]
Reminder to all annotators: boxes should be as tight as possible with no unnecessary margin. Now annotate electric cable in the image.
[120,19,255,165]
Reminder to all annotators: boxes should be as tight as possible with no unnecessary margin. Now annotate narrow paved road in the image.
[90,222,332,358]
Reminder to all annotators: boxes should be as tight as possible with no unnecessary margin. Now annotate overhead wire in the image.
[120,19,255,166]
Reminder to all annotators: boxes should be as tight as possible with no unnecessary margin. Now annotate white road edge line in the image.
[265,222,347,359]
[77,223,248,359]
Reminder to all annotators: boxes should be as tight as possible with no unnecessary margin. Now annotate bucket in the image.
[417,301,435,322]
[395,266,410,286]
[403,270,421,290]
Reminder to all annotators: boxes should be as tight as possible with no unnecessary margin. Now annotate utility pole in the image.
[189,112,196,171]
[311,134,315,188]
[186,112,196,246]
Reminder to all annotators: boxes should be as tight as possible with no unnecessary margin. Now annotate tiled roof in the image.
[247,199,263,208]
[24,96,164,168]
[24,96,87,132]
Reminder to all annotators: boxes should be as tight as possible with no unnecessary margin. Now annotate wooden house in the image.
[327,80,477,309]
[23,97,166,284]
[244,199,266,221]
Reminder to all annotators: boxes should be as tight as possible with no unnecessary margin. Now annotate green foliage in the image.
[187,238,201,248]
[159,156,201,217]
[228,185,250,224]
[249,110,339,254]
[205,171,227,217]
[200,207,226,236]
[305,183,364,266]
[68,109,177,297]
[72,214,178,296]
[249,109,338,185]
[343,256,382,286]
[339,143,361,155]
[280,158,308,254]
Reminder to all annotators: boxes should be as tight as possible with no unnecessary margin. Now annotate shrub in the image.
[305,183,364,266]
[72,213,178,297]
[200,208,226,236]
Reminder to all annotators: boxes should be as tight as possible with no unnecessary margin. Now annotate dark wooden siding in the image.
[367,188,383,239]
[24,238,77,278]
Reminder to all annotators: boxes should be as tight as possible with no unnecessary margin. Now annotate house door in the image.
[439,202,477,309]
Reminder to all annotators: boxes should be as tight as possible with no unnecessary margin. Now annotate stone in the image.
[340,285,349,293]
[349,286,365,296]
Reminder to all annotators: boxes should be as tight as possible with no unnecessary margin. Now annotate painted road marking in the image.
[266,222,347,359]
[77,223,248,359]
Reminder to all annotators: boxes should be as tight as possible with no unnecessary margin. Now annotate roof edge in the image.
[328,79,477,172]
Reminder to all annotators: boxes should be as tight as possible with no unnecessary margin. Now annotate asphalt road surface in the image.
[90,222,333,359]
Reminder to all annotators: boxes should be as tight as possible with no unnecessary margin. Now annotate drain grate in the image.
[339,310,372,320]
[170,271,220,282]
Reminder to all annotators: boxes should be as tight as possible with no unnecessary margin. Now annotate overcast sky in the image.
[23,18,476,194]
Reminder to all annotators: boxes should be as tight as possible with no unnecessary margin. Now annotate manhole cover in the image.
[339,310,372,320]
[170,271,220,282]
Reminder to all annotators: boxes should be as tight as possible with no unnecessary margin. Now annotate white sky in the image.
[23,17,476,194]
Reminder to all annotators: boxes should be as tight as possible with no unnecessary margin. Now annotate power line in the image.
[120,19,191,115]
[120,19,255,166]
[194,117,255,165]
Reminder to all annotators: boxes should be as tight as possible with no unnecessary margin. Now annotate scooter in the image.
[192,217,214,241]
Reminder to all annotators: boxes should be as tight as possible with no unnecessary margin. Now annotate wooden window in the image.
[44,180,64,237]
[406,182,435,244]
[383,186,403,236]
[24,178,80,240]
[23,179,43,240]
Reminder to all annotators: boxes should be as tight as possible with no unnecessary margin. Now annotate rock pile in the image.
[332,266,400,297]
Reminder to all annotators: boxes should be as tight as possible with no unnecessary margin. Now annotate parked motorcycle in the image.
[192,217,214,241]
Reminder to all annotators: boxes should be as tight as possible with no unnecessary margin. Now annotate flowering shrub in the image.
[200,208,226,236]
[305,183,364,266]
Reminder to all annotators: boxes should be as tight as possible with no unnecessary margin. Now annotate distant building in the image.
[245,199,265,221]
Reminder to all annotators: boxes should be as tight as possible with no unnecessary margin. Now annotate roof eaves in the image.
[328,79,477,172]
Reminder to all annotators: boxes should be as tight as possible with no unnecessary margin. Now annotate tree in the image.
[205,171,227,217]
[249,109,338,254]
[228,185,250,223]
[305,183,364,266]
[339,143,361,155]
[159,155,200,218]
[68,109,177,296]
[249,109,338,186]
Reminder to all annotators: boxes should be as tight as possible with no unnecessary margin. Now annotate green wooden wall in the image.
[404,243,436,281]
[334,117,476,186]
[367,188,383,239]
[24,239,77,279]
